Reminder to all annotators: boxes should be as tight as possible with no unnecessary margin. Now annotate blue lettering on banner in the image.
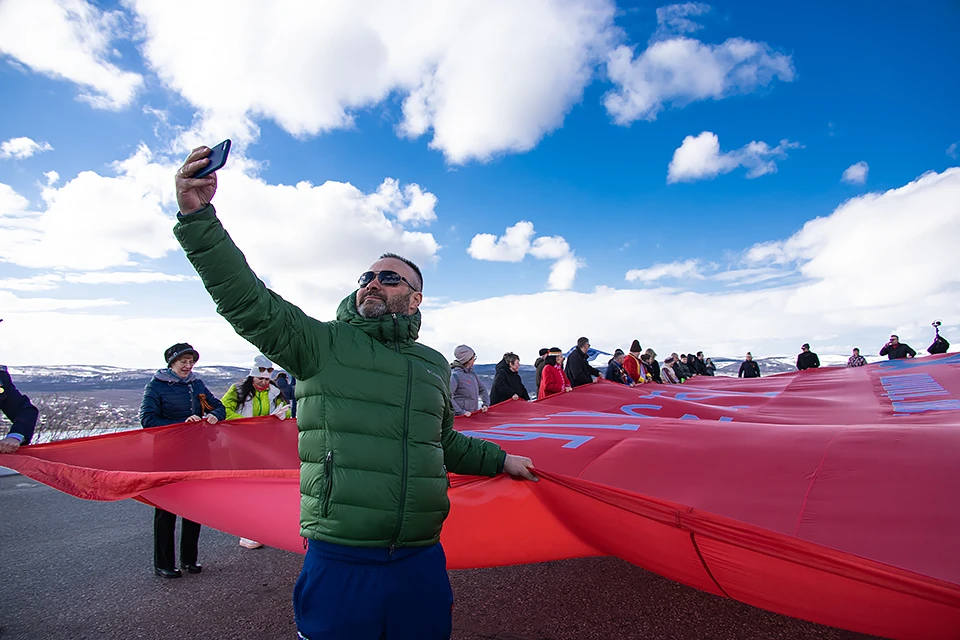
[879,373,960,413]
[878,353,960,371]
[620,404,661,417]
[892,400,960,413]
[460,430,592,449]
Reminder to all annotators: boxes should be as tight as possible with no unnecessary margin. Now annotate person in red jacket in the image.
[622,339,645,384]
[538,349,571,400]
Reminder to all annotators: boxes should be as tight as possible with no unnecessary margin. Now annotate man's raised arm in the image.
[172,146,328,381]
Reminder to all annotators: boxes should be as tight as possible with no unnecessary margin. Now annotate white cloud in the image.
[468,221,537,262]
[626,258,704,282]
[652,3,711,41]
[0,144,442,322]
[43,170,60,186]
[421,169,960,362]
[0,271,196,292]
[667,131,800,183]
[604,35,794,125]
[467,221,580,290]
[127,0,618,164]
[841,161,869,185]
[710,267,788,286]
[0,0,142,110]
[0,137,53,160]
[5,168,960,366]
[0,145,179,270]
[946,142,957,160]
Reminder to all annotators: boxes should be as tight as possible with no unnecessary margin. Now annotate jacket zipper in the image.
[322,450,333,518]
[389,357,413,555]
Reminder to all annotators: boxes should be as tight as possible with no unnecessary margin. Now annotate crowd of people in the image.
[0,148,946,640]
[445,333,933,413]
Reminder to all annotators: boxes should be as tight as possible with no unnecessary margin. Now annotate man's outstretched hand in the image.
[175,146,218,214]
[503,454,538,481]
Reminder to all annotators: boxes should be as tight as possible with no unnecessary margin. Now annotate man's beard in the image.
[357,291,411,319]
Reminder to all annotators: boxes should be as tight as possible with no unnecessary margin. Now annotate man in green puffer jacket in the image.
[173,146,536,640]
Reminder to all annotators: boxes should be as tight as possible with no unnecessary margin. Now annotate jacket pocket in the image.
[321,451,334,518]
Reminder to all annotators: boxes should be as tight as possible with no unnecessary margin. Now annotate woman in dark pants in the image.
[139,342,226,578]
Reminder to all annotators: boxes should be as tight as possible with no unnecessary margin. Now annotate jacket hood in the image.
[495,358,514,374]
[153,368,198,384]
[337,291,421,345]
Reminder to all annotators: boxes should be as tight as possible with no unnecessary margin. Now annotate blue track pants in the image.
[294,539,453,640]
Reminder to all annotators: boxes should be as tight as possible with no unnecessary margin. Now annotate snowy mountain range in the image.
[5,354,886,394]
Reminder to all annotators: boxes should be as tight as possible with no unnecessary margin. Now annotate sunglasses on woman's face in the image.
[258,366,274,373]
[358,270,419,292]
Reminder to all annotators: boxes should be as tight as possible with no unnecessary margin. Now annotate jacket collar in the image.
[336,291,421,346]
[154,368,197,384]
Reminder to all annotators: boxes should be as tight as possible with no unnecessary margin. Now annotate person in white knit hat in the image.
[449,345,489,417]
[220,354,290,548]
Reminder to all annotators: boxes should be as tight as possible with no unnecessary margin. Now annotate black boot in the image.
[180,562,202,574]
[155,567,182,579]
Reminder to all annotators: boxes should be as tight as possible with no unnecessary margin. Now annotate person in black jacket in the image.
[565,337,600,387]
[490,352,530,404]
[643,349,662,384]
[738,352,761,378]
[0,365,39,454]
[693,352,709,376]
[796,343,821,370]
[139,342,226,579]
[676,354,696,380]
[880,334,917,360]
[605,349,633,385]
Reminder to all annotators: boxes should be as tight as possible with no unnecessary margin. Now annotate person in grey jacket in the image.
[450,345,489,417]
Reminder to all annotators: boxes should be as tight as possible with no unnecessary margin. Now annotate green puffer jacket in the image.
[174,205,506,549]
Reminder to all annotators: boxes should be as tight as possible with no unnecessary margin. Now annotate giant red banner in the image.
[6,354,960,639]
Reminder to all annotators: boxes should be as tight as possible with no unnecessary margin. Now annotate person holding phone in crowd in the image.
[171,146,536,640]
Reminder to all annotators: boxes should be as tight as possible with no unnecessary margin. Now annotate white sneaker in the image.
[239,538,263,549]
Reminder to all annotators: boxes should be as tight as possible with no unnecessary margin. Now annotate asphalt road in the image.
[0,475,877,640]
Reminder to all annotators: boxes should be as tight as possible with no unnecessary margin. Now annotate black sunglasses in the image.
[258,366,274,373]
[358,270,419,292]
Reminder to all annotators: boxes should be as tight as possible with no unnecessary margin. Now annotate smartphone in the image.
[194,139,231,178]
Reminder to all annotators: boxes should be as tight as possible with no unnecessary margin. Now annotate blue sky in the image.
[0,0,958,367]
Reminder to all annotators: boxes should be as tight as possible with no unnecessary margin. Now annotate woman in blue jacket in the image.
[139,342,226,579]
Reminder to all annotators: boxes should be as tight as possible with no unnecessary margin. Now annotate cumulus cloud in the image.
[0,137,53,160]
[0,144,441,320]
[604,34,794,124]
[467,221,580,290]
[667,131,800,183]
[841,161,869,185]
[5,168,960,366]
[0,0,142,109]
[127,0,618,164]
[626,258,704,282]
[43,171,60,186]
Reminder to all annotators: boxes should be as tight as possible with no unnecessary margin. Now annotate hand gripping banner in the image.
[7,354,960,639]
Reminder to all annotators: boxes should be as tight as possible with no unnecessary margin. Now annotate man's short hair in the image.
[891,334,899,340]
[853,347,860,353]
[539,348,549,357]
[380,253,423,292]
[503,352,519,365]
[577,337,589,348]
